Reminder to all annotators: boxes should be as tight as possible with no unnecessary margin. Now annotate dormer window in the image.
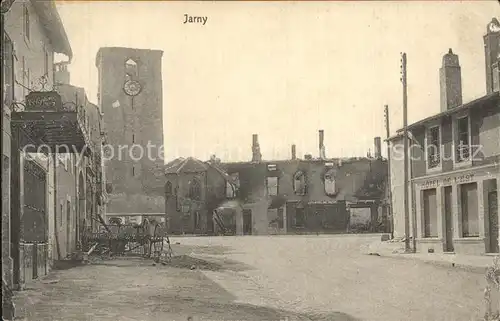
[455,115,471,163]
[426,125,441,169]
[293,171,307,195]
[267,164,277,171]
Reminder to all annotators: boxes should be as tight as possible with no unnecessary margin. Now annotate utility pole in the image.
[384,105,394,240]
[401,52,411,253]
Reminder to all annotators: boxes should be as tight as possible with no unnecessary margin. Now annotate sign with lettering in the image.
[25,91,62,112]
[419,173,475,189]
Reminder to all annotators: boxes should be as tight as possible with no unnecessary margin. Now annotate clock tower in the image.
[484,18,500,94]
[96,47,165,219]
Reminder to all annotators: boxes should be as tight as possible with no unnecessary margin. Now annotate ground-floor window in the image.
[23,160,47,243]
[423,188,438,237]
[461,182,479,237]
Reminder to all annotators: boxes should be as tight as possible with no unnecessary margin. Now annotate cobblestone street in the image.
[12,253,355,321]
[172,235,489,321]
[12,235,490,321]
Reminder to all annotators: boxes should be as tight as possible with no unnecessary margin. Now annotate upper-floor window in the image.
[266,177,278,196]
[226,181,235,198]
[125,59,138,77]
[226,172,239,199]
[23,4,30,40]
[189,178,201,200]
[426,125,441,169]
[324,170,336,196]
[3,33,14,109]
[165,181,173,197]
[293,171,307,195]
[174,186,181,211]
[455,116,470,163]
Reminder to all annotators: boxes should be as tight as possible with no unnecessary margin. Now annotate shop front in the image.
[413,164,500,255]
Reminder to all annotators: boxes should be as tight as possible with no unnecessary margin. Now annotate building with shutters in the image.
[388,18,500,255]
[2,0,74,292]
[2,1,107,303]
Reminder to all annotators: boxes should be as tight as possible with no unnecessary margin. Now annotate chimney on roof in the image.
[374,137,382,159]
[251,134,262,162]
[54,61,70,85]
[318,130,326,159]
[484,18,500,94]
[304,154,312,160]
[439,48,463,112]
[291,144,296,160]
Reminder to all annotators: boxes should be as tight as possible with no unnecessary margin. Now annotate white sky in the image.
[55,1,499,162]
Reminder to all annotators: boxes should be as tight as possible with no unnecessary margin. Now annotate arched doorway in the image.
[77,171,85,250]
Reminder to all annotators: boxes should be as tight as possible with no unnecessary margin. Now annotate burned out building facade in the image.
[164,157,234,235]
[165,131,389,236]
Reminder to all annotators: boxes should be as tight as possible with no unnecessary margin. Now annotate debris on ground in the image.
[380,234,391,241]
[162,255,224,271]
[385,237,405,243]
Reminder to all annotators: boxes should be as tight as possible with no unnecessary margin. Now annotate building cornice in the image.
[30,0,73,61]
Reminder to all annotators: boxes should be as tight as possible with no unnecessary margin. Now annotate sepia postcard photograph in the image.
[1,0,500,320]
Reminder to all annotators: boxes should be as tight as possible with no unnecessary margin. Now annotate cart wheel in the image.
[151,224,161,259]
[141,219,150,257]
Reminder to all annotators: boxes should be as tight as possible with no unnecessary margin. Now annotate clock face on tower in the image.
[123,80,142,96]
